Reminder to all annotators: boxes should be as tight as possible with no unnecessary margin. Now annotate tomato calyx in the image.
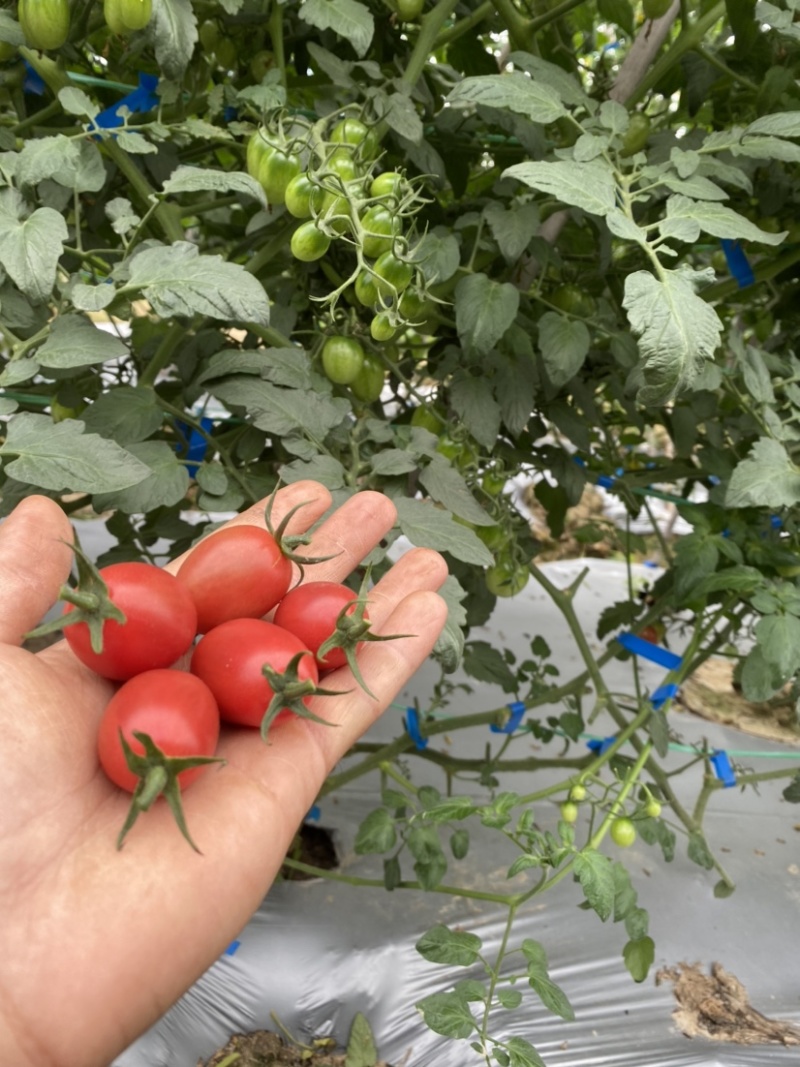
[263,491,339,579]
[116,730,225,852]
[24,539,125,653]
[259,651,345,740]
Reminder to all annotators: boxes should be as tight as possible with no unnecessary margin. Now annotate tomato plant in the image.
[321,335,365,384]
[485,558,530,598]
[620,113,651,157]
[175,524,293,634]
[609,817,637,848]
[18,0,69,49]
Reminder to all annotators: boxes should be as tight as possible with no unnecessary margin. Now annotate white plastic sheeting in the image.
[113,559,800,1067]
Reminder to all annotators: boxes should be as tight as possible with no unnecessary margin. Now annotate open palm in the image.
[0,482,448,1067]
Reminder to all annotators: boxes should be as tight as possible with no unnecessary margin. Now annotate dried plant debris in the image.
[199,1013,391,1067]
[678,659,800,745]
[657,962,800,1046]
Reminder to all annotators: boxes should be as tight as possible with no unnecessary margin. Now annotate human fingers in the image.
[0,496,74,646]
[360,547,448,628]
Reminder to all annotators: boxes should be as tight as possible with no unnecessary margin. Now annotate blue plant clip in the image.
[770,515,783,530]
[490,700,526,734]
[720,239,755,288]
[91,72,159,131]
[710,750,736,788]
[405,707,428,750]
[572,455,586,468]
[23,61,46,96]
[223,105,239,122]
[175,416,213,470]
[617,632,682,671]
[707,475,721,486]
[650,683,679,709]
[305,804,321,822]
[596,474,615,489]
[224,939,241,956]
[587,736,615,755]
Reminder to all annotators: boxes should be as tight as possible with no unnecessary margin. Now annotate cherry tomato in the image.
[104,0,151,33]
[370,172,405,200]
[485,558,530,598]
[250,49,273,81]
[19,0,69,49]
[360,205,401,258]
[259,148,302,206]
[550,284,596,318]
[350,351,385,403]
[643,0,672,17]
[273,581,364,670]
[191,618,318,727]
[370,311,397,342]
[198,19,219,51]
[397,0,424,17]
[246,130,272,182]
[284,172,314,218]
[355,270,381,308]
[291,220,331,262]
[322,335,365,384]
[620,113,651,157]
[330,117,378,158]
[97,670,220,793]
[560,801,579,824]
[64,563,198,681]
[373,250,413,298]
[482,469,506,496]
[570,783,587,802]
[644,798,662,818]
[410,404,445,433]
[326,150,358,182]
[637,623,664,644]
[176,524,293,634]
[609,816,636,847]
[213,36,237,69]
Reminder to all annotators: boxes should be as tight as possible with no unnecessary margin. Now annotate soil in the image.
[197,1028,391,1066]
[678,659,800,745]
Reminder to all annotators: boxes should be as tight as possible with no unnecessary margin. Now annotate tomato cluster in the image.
[49,515,376,849]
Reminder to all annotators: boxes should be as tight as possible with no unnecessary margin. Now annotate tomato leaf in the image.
[299,0,374,58]
[416,924,482,966]
[0,197,68,302]
[455,273,520,357]
[345,1012,377,1067]
[538,312,590,390]
[162,165,267,207]
[573,850,615,921]
[622,936,655,983]
[446,71,567,125]
[92,441,190,513]
[355,808,397,854]
[146,0,198,80]
[726,437,800,508]
[415,991,477,1039]
[34,315,129,370]
[395,498,494,566]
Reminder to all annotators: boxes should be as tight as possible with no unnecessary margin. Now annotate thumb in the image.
[0,496,74,646]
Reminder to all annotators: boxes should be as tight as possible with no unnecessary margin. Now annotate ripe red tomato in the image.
[97,669,220,793]
[191,618,318,727]
[273,581,365,670]
[176,524,292,634]
[64,563,197,680]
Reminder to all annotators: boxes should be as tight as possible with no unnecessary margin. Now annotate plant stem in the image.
[400,0,465,91]
[103,140,185,244]
[137,322,185,387]
[434,0,493,48]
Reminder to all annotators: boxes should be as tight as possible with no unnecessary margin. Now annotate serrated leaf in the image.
[162,165,267,207]
[573,132,610,161]
[299,0,374,57]
[410,227,460,284]
[726,437,800,507]
[278,454,347,489]
[606,209,646,242]
[123,242,270,324]
[58,87,97,119]
[538,311,590,389]
[408,825,447,889]
[661,195,786,245]
[370,448,418,475]
[115,130,158,155]
[508,52,591,108]
[34,316,128,369]
[432,573,467,673]
[0,413,150,494]
[687,831,715,870]
[622,268,722,404]
[419,454,495,525]
[80,385,165,444]
[306,41,355,86]
[745,111,800,138]
[415,992,476,1040]
[345,1013,377,1067]
[354,808,396,854]
[740,645,783,701]
[527,972,575,1021]
[71,282,116,312]
[483,200,540,261]
[17,135,105,193]
[496,988,523,1010]
[419,796,474,823]
[755,614,800,677]
[211,377,349,436]
[92,441,190,513]
[574,850,615,921]
[447,71,567,124]
[660,174,728,201]
[395,497,493,566]
[623,936,655,982]
[105,196,141,236]
[147,0,198,80]
[455,273,519,356]
[735,135,800,161]
[0,203,67,303]
[381,90,423,143]
[463,639,518,692]
[506,1036,546,1067]
[416,924,482,966]
[503,160,615,216]
[449,369,502,449]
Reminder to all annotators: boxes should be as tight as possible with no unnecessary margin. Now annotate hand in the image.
[0,482,448,1067]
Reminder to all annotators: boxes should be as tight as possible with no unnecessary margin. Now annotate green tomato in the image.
[569,783,587,802]
[550,284,596,318]
[110,0,152,31]
[350,351,385,403]
[250,49,273,82]
[259,148,302,206]
[397,0,424,18]
[370,171,405,200]
[360,205,401,259]
[475,524,507,551]
[326,149,359,183]
[642,0,672,18]
[485,558,530,598]
[19,0,70,49]
[330,117,378,158]
[370,311,397,342]
[51,398,85,422]
[355,270,381,308]
[560,801,579,824]
[373,250,413,298]
[285,172,314,219]
[410,404,444,433]
[322,336,365,385]
[246,130,272,182]
[609,817,636,848]
[482,469,506,496]
[213,36,238,69]
[290,221,331,262]
[644,798,662,819]
[198,19,219,49]
[620,113,650,157]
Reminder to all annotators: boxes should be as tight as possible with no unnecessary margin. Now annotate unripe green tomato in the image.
[246,130,272,182]
[313,187,351,233]
[410,404,444,433]
[570,783,587,802]
[322,335,364,385]
[350,351,385,403]
[330,117,378,158]
[560,801,579,824]
[0,39,16,61]
[104,0,151,32]
[51,398,84,422]
[373,250,413,298]
[326,149,358,182]
[354,270,381,308]
[361,205,401,259]
[198,19,219,51]
[259,148,302,206]
[550,284,596,318]
[290,220,330,262]
[485,558,530,598]
[370,311,397,342]
[644,798,662,819]
[397,0,424,18]
[284,172,314,219]
[754,312,774,343]
[620,113,651,157]
[370,171,405,200]
[250,49,273,82]
[19,0,70,49]
[482,469,506,496]
[609,816,636,847]
[711,250,728,273]
[213,36,238,69]
[642,0,672,18]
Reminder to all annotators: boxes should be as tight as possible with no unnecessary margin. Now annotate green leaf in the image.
[745,112,800,138]
[755,613,800,677]
[299,0,374,57]
[574,850,615,921]
[674,533,718,601]
[415,991,477,1040]
[624,904,649,941]
[380,88,423,144]
[408,824,448,889]
[623,936,655,982]
[105,197,141,236]
[449,370,502,450]
[383,855,401,890]
[740,645,782,701]
[370,448,418,475]
[503,160,616,216]
[483,200,540,261]
[506,1036,547,1067]
[432,573,468,673]
[80,386,165,445]
[451,828,470,859]
[455,273,519,356]
[660,173,728,201]
[17,136,105,192]
[622,267,722,404]
[395,497,494,566]
[123,242,270,324]
[416,924,482,966]
[610,859,637,922]
[162,165,267,207]
[739,344,775,404]
[782,773,800,803]
[354,808,396,854]
[58,87,97,120]
[508,52,591,108]
[522,939,575,1020]
[446,72,567,125]
[726,437,800,508]
[661,195,786,245]
[0,413,150,494]
[496,988,523,1010]
[419,454,495,526]
[687,831,715,870]
[463,640,519,692]
[71,282,116,312]
[538,311,590,389]
[34,315,128,369]
[410,227,461,284]
[147,0,198,80]
[211,378,349,437]
[419,796,475,823]
[92,441,190,513]
[345,1012,377,1067]
[0,11,25,45]
[0,199,67,303]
